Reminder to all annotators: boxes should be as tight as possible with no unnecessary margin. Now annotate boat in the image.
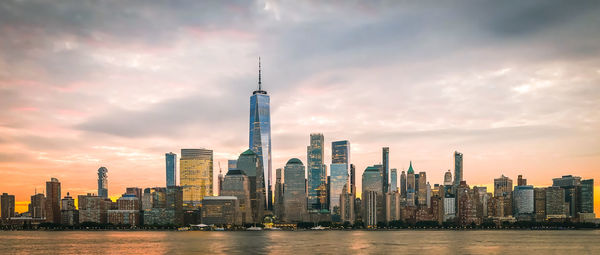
[266,227,281,231]
[310,225,327,230]
[246,226,263,231]
[214,227,225,231]
[177,227,190,231]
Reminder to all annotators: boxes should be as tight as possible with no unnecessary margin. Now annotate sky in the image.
[0,0,599,214]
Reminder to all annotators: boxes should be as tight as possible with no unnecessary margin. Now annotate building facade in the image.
[180,148,213,208]
[166,152,177,187]
[97,167,108,198]
[307,133,327,212]
[45,178,61,223]
[283,158,307,222]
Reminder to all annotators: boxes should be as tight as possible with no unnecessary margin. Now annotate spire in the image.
[408,161,414,174]
[258,56,262,91]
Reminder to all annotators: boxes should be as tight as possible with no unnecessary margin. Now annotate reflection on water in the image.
[0,230,599,254]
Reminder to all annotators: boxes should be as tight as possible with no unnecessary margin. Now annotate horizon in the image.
[1,1,599,216]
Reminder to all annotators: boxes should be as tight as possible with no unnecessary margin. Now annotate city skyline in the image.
[1,1,599,215]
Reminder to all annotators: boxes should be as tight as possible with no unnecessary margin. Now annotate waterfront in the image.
[1,230,599,254]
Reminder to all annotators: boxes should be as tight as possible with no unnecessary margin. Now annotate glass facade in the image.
[307,133,327,211]
[250,85,272,210]
[180,149,213,207]
[97,167,108,198]
[513,185,534,216]
[331,140,350,164]
[390,168,397,192]
[329,163,348,221]
[579,179,594,213]
[382,147,389,193]
[165,152,176,187]
[454,151,463,186]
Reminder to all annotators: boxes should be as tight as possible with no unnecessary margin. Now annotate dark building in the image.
[1,193,15,219]
[45,178,61,223]
[578,179,594,214]
[382,147,389,193]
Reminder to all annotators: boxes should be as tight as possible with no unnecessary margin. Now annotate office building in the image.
[330,163,348,222]
[534,187,546,222]
[29,193,46,219]
[494,175,513,197]
[166,152,177,187]
[221,169,252,224]
[362,166,384,227]
[1,193,15,219]
[444,170,453,186]
[201,196,240,225]
[307,133,327,212]
[249,58,272,211]
[382,147,389,193]
[60,192,78,225]
[552,175,581,217]
[45,178,61,223]
[513,185,534,220]
[453,151,463,187]
[517,174,527,186]
[390,168,398,192]
[180,148,213,208]
[418,172,427,206]
[546,186,568,217]
[78,193,110,224]
[283,158,307,222]
[578,179,594,213]
[400,170,407,197]
[237,149,265,223]
[406,162,416,206]
[331,140,350,165]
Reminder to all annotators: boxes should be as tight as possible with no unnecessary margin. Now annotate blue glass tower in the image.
[249,58,272,210]
[166,152,176,187]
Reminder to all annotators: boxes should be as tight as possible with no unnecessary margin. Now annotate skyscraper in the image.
[494,175,513,197]
[517,174,527,186]
[166,152,177,187]
[453,151,463,187]
[513,185,534,220]
[274,168,284,219]
[331,140,350,165]
[1,193,15,219]
[362,166,384,227]
[444,170,453,186]
[390,168,398,192]
[237,149,265,223]
[552,175,581,217]
[330,163,348,221]
[578,179,594,214]
[29,193,46,219]
[382,147,389,193]
[418,172,427,206]
[249,58,272,211]
[221,168,252,224]
[406,162,416,206]
[45,178,61,223]
[97,167,108,198]
[400,170,407,197]
[283,158,307,222]
[307,133,327,211]
[180,148,213,208]
[545,186,567,217]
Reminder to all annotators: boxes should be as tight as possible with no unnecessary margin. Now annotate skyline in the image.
[1,0,599,215]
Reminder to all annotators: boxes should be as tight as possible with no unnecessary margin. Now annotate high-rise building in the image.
[545,186,567,217]
[283,158,307,222]
[1,193,15,219]
[201,196,240,225]
[453,151,463,187]
[29,193,46,219]
[517,174,527,186]
[227,160,238,171]
[180,148,213,208]
[513,185,534,220]
[418,172,427,206]
[552,175,581,217]
[78,193,110,224]
[237,149,265,223]
[578,179,594,214]
[494,175,513,197]
[60,192,78,226]
[249,58,272,211]
[45,178,61,223]
[330,163,348,222]
[390,169,398,192]
[125,187,143,209]
[382,147,389,193]
[307,133,327,212]
[444,170,453,186]
[331,140,350,165]
[98,167,108,198]
[400,170,407,197]
[274,168,284,220]
[406,162,416,206]
[362,166,384,227]
[533,187,546,222]
[166,152,177,187]
[221,169,252,224]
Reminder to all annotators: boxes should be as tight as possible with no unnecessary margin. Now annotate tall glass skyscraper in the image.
[453,151,463,187]
[390,168,398,192]
[180,148,213,208]
[97,167,108,198]
[249,58,272,210]
[307,133,327,211]
[329,163,348,221]
[382,147,389,193]
[166,152,176,187]
[332,140,350,165]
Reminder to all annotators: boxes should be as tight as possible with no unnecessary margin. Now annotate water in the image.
[1,230,599,254]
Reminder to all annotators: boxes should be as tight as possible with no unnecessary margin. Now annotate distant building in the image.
[453,151,463,187]
[97,167,108,198]
[494,175,513,197]
[517,174,527,186]
[125,187,143,209]
[382,147,390,193]
[60,192,78,225]
[237,149,264,223]
[1,193,15,219]
[274,168,284,220]
[180,148,213,208]
[283,158,307,222]
[400,170,407,197]
[307,133,327,212]
[249,61,272,211]
[546,186,568,218]
[29,193,46,219]
[330,163,348,222]
[457,181,480,226]
[331,140,350,165]
[390,169,398,192]
[534,188,546,222]
[406,162,416,206]
[45,178,61,223]
[201,196,239,225]
[362,166,384,227]
[444,170,453,186]
[221,169,252,224]
[552,175,581,217]
[417,172,427,206]
[513,185,534,220]
[78,193,111,224]
[166,152,177,187]
[227,160,238,171]
[578,179,594,214]
[142,186,183,225]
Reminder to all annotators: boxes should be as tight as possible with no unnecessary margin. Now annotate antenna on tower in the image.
[258,57,262,91]
[219,161,222,175]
